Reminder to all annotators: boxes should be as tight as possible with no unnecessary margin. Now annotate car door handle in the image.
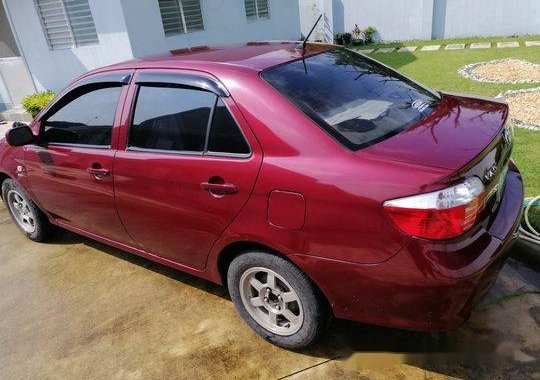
[200,181,237,195]
[87,165,110,179]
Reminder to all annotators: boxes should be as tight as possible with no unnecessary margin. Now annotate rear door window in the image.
[130,86,214,152]
[262,48,439,150]
[207,98,250,154]
[130,85,250,155]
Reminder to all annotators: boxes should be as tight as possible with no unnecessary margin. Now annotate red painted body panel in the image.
[0,42,524,332]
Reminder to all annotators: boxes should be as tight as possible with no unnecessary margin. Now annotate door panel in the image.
[113,74,262,269]
[24,73,135,245]
[113,153,260,269]
[25,145,133,244]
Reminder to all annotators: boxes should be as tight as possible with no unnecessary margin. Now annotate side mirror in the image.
[5,125,35,147]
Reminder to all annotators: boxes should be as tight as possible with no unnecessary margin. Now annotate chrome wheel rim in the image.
[239,267,304,336]
[7,190,36,234]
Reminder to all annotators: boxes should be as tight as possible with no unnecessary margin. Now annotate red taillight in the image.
[383,177,485,240]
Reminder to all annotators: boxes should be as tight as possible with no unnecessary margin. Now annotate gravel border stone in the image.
[525,41,540,47]
[357,49,374,54]
[496,87,540,131]
[458,58,540,84]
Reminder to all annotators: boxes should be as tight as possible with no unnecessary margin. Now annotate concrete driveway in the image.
[0,201,538,379]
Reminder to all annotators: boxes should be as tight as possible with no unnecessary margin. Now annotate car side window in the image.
[130,85,214,152]
[42,86,122,147]
[130,84,250,156]
[207,98,250,154]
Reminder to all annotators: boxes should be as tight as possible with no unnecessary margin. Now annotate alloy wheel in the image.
[7,190,36,234]
[239,267,304,336]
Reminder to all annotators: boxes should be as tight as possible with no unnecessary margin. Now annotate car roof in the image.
[98,41,336,73]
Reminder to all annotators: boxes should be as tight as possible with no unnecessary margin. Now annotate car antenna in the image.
[298,14,322,54]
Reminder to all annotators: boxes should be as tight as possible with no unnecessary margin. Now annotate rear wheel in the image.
[1,179,55,241]
[227,251,329,349]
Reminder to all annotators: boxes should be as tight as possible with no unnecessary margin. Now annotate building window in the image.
[244,0,269,20]
[158,0,204,36]
[35,0,99,50]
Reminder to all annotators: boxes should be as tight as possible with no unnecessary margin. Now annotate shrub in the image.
[21,90,56,118]
[364,26,376,43]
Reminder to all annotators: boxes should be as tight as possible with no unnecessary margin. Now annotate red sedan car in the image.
[0,42,523,348]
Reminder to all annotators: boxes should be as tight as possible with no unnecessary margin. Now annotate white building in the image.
[0,0,301,111]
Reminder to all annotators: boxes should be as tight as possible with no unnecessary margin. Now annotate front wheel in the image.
[1,179,55,241]
[227,251,329,349]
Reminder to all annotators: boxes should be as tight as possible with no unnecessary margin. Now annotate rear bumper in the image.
[292,164,524,331]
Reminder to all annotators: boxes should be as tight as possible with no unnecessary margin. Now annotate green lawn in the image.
[350,37,540,196]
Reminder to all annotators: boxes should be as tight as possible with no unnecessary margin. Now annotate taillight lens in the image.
[383,177,486,240]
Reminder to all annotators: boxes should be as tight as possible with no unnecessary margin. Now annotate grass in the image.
[354,35,539,50]
[350,37,540,196]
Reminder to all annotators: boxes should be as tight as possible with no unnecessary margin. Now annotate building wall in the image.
[436,0,540,39]
[340,0,433,41]
[121,0,301,57]
[301,0,540,41]
[0,3,18,58]
[5,0,300,95]
[4,0,133,92]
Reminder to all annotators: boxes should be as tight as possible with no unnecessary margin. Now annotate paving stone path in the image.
[420,45,440,51]
[445,43,465,50]
[370,40,539,54]
[470,42,491,49]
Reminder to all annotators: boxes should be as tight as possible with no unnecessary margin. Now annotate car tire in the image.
[1,179,55,242]
[227,251,330,349]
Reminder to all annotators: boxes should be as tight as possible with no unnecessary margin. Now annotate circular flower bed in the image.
[459,59,540,84]
[496,87,540,131]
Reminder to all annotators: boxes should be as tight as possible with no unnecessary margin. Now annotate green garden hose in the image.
[519,196,540,245]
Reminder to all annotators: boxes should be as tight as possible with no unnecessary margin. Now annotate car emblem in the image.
[502,127,512,145]
[483,164,498,182]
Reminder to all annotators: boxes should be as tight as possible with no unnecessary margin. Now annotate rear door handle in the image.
[200,182,237,195]
[87,165,110,179]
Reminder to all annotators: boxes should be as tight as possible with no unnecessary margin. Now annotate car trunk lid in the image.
[361,93,510,171]
[363,92,513,218]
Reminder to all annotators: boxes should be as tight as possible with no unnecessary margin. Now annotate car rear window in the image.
[261,48,439,150]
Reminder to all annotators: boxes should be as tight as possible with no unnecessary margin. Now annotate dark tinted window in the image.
[130,86,214,152]
[43,86,121,146]
[262,49,439,150]
[207,99,250,154]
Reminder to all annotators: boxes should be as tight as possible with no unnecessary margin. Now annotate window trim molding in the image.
[135,72,229,97]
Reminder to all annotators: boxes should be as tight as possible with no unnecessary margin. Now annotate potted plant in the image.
[351,24,363,44]
[334,33,344,45]
[342,32,352,45]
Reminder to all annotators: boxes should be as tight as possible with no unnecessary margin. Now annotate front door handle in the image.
[87,164,110,179]
[201,181,237,195]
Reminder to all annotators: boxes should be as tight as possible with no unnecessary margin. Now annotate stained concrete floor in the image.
[0,202,539,380]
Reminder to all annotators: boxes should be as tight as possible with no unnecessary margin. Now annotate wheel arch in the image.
[0,171,12,202]
[216,240,333,315]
